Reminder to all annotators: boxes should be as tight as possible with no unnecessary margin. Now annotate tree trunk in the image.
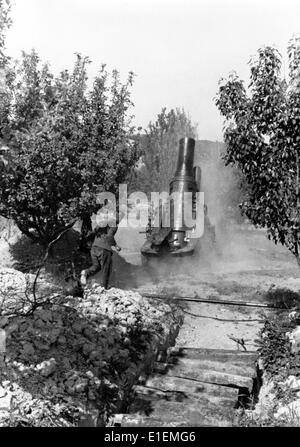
[15,222,41,244]
[80,214,93,251]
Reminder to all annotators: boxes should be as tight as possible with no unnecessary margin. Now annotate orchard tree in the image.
[0,0,11,142]
[0,51,139,247]
[0,0,11,66]
[130,108,197,194]
[216,36,300,265]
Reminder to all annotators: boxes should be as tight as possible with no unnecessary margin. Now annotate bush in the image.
[0,51,140,246]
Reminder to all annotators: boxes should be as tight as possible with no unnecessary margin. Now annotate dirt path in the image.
[114,225,300,351]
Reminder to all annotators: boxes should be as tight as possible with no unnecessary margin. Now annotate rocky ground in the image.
[1,219,300,426]
[0,267,182,427]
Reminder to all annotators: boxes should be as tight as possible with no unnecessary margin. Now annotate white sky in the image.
[5,0,300,140]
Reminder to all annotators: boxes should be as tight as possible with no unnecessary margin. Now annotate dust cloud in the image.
[114,143,300,292]
[114,143,265,288]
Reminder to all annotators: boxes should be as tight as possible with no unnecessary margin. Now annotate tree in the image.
[130,108,197,194]
[0,0,11,66]
[0,0,11,140]
[215,36,300,265]
[0,51,139,247]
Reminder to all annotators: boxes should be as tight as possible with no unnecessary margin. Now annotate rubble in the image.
[36,358,57,377]
[275,399,300,421]
[0,268,28,297]
[0,268,58,317]
[287,327,300,354]
[0,275,182,427]
[279,375,300,391]
[0,387,12,416]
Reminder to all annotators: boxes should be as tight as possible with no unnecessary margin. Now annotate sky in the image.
[5,0,300,140]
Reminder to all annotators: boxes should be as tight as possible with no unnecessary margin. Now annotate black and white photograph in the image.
[1,0,300,433]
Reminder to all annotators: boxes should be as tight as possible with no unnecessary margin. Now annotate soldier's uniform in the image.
[81,226,119,289]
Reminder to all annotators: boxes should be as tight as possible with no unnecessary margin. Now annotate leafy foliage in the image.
[256,312,300,380]
[0,0,11,67]
[239,308,300,427]
[130,108,197,194]
[256,317,293,379]
[0,51,139,246]
[216,37,300,264]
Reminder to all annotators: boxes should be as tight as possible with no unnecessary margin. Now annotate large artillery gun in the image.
[141,137,215,260]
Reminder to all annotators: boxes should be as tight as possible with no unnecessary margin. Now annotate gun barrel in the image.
[173,137,195,180]
[140,137,203,258]
[169,137,199,248]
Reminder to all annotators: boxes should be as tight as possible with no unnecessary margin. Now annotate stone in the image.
[0,317,9,328]
[61,358,71,369]
[287,327,300,354]
[53,317,63,327]
[93,377,101,389]
[275,399,300,419]
[74,379,88,393]
[288,311,299,321]
[34,319,44,328]
[72,322,84,333]
[22,343,35,356]
[40,310,53,322]
[89,351,100,362]
[86,371,94,379]
[0,387,12,412]
[121,337,131,348]
[66,387,75,396]
[49,328,61,343]
[0,269,28,296]
[58,335,67,345]
[83,343,94,355]
[83,327,94,341]
[88,389,97,400]
[33,340,50,351]
[36,358,57,377]
[6,323,19,334]
[64,379,75,391]
[284,375,300,390]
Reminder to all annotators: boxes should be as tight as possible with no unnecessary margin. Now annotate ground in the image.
[115,222,300,351]
[2,221,300,353]
[0,281,181,427]
[1,220,300,426]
